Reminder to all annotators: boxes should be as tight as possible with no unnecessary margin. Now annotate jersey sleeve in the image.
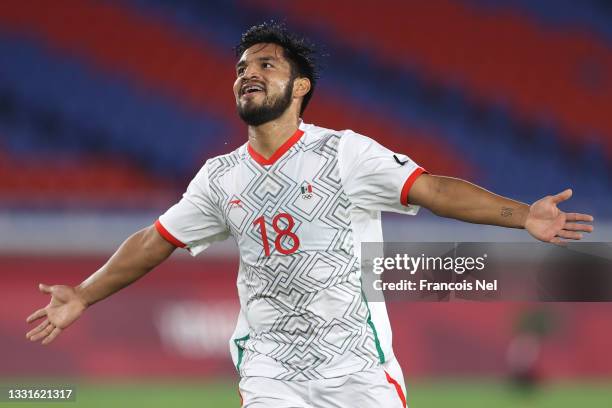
[338,130,426,214]
[156,163,230,256]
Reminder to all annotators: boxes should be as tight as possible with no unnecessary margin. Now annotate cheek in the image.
[232,80,241,99]
[268,79,289,96]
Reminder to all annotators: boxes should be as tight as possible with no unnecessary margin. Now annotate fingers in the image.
[27,284,65,345]
[556,230,583,240]
[565,213,594,223]
[26,318,50,339]
[551,189,572,204]
[28,321,55,342]
[42,326,62,345]
[564,222,594,233]
[26,308,47,323]
[550,237,567,246]
[39,283,52,294]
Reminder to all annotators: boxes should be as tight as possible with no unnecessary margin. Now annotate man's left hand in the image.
[525,189,594,244]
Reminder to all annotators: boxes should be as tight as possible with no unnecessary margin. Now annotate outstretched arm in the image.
[26,225,176,345]
[409,174,594,244]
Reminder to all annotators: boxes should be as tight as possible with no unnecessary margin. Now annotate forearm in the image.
[422,176,529,228]
[75,225,175,306]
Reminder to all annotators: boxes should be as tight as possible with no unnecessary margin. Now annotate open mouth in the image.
[241,84,265,97]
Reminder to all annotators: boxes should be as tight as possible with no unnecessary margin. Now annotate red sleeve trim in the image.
[400,167,426,206]
[155,219,186,248]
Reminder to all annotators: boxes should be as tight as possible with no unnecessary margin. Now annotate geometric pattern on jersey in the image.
[207,132,380,380]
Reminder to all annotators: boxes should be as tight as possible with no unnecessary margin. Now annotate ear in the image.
[293,77,311,98]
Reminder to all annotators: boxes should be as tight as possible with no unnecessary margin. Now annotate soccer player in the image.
[26,23,594,407]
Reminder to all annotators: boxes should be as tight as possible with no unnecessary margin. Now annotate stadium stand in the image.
[0,0,609,216]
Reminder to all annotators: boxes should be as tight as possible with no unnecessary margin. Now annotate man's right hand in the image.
[25,225,176,346]
[25,284,88,345]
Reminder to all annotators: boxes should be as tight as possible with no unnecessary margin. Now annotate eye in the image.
[262,62,273,69]
[237,67,245,76]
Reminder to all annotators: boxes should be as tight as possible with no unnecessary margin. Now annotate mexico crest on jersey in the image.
[300,181,313,199]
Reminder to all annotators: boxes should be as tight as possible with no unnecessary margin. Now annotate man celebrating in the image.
[26,23,593,407]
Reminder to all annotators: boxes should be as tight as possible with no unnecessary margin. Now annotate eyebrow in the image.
[236,56,279,70]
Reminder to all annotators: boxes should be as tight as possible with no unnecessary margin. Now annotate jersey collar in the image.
[247,128,305,166]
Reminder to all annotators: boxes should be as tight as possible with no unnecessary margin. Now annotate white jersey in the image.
[156,122,425,381]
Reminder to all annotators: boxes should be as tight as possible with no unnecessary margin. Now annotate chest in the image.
[211,149,353,260]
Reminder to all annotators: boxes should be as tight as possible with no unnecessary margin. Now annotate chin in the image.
[240,99,262,110]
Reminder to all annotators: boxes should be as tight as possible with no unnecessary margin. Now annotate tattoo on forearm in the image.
[501,207,513,218]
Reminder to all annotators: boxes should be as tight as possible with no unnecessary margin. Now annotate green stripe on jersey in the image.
[362,289,385,364]
[233,334,250,371]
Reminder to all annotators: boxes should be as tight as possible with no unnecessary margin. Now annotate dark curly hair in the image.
[236,22,319,116]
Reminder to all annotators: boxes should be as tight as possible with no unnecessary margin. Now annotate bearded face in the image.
[234,43,298,126]
[236,75,294,126]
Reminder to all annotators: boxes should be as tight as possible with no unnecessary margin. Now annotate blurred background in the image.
[0,0,611,407]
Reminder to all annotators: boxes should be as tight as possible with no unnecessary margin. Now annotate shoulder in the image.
[202,144,248,180]
[300,122,374,154]
[206,144,247,169]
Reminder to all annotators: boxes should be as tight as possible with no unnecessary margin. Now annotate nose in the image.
[242,64,262,80]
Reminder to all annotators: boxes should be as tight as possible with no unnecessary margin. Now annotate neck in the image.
[247,110,300,159]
